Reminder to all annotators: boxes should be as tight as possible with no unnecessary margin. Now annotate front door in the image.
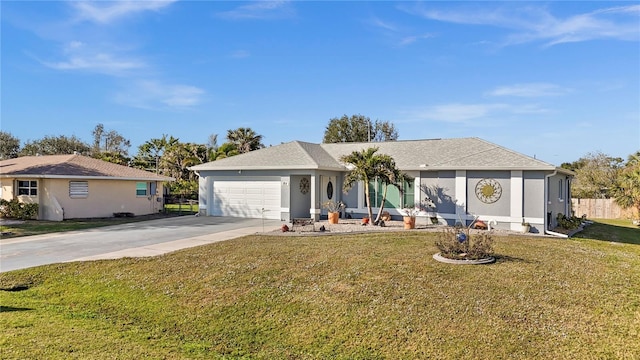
[320,175,336,216]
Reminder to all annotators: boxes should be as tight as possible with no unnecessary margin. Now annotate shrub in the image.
[556,213,582,230]
[435,226,494,260]
[0,199,39,220]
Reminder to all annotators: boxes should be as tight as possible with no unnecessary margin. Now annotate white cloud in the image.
[404,4,640,46]
[426,103,508,122]
[114,80,204,109]
[216,1,294,20]
[399,33,435,46]
[368,16,398,32]
[71,0,178,24]
[405,102,548,123]
[487,83,572,97]
[40,41,145,75]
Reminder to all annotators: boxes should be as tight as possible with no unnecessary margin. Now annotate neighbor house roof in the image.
[0,154,173,181]
[190,137,573,174]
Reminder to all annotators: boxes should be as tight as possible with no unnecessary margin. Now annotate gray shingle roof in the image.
[0,154,173,181]
[190,141,344,171]
[190,137,567,172]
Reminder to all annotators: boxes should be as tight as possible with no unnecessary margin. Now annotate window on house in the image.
[18,180,37,196]
[136,182,148,196]
[69,181,89,198]
[558,179,564,201]
[402,180,415,208]
[365,178,413,208]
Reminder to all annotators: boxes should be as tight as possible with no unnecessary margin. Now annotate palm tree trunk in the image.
[364,181,373,222]
[375,184,389,224]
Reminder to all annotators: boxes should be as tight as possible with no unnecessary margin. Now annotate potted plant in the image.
[322,201,345,224]
[521,218,531,233]
[402,206,420,229]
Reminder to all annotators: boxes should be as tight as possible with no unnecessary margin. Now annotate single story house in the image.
[0,154,173,221]
[189,137,574,234]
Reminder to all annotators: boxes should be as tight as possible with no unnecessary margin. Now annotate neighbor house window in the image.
[18,180,37,196]
[136,182,148,196]
[69,181,89,198]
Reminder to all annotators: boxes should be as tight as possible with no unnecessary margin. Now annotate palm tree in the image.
[613,152,640,219]
[340,147,403,224]
[212,142,240,160]
[226,127,264,154]
[374,162,414,224]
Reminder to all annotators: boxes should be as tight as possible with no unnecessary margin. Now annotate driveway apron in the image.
[0,216,281,273]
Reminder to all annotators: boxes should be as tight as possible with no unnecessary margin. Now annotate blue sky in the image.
[2,1,639,165]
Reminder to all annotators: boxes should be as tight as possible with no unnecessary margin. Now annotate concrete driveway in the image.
[0,216,282,273]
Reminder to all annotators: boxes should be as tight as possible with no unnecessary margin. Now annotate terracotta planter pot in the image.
[328,212,339,224]
[403,216,416,229]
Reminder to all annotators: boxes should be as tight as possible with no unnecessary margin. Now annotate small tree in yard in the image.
[341,148,394,223]
[374,160,413,225]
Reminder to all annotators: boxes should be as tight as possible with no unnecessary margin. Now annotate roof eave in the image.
[0,174,174,181]
[401,166,560,171]
[190,165,346,171]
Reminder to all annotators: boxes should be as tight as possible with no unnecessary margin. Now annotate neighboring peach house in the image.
[0,154,173,221]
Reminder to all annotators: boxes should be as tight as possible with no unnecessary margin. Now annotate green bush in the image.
[557,213,582,230]
[0,199,39,220]
[435,226,494,260]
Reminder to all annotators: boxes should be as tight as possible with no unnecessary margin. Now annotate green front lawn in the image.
[574,218,640,245]
[1,226,638,359]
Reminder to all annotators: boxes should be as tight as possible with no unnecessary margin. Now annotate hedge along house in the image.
[0,154,173,221]
[190,138,574,234]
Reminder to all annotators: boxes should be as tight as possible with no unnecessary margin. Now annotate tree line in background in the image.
[2,115,637,218]
[561,151,640,218]
[0,115,398,198]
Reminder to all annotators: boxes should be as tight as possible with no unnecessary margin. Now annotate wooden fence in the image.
[571,198,638,219]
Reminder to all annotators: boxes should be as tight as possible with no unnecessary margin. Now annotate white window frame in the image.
[69,181,89,198]
[17,180,38,197]
[558,179,564,202]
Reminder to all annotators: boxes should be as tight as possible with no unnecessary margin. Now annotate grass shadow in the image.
[573,221,640,245]
[1,285,31,292]
[0,306,33,313]
[493,254,536,264]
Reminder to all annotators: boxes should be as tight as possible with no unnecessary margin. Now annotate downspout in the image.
[193,170,203,216]
[544,169,568,238]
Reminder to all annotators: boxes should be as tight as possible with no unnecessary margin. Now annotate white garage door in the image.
[212,180,281,220]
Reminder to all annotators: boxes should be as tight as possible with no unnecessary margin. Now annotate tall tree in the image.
[206,133,219,160]
[0,131,21,159]
[133,135,179,173]
[613,151,640,219]
[19,135,91,156]
[211,142,239,160]
[226,127,264,154]
[571,152,624,198]
[161,142,208,182]
[322,114,399,143]
[340,147,398,223]
[372,120,399,142]
[92,123,131,157]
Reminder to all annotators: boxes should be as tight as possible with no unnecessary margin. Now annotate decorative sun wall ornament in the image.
[475,178,502,204]
[299,178,310,194]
